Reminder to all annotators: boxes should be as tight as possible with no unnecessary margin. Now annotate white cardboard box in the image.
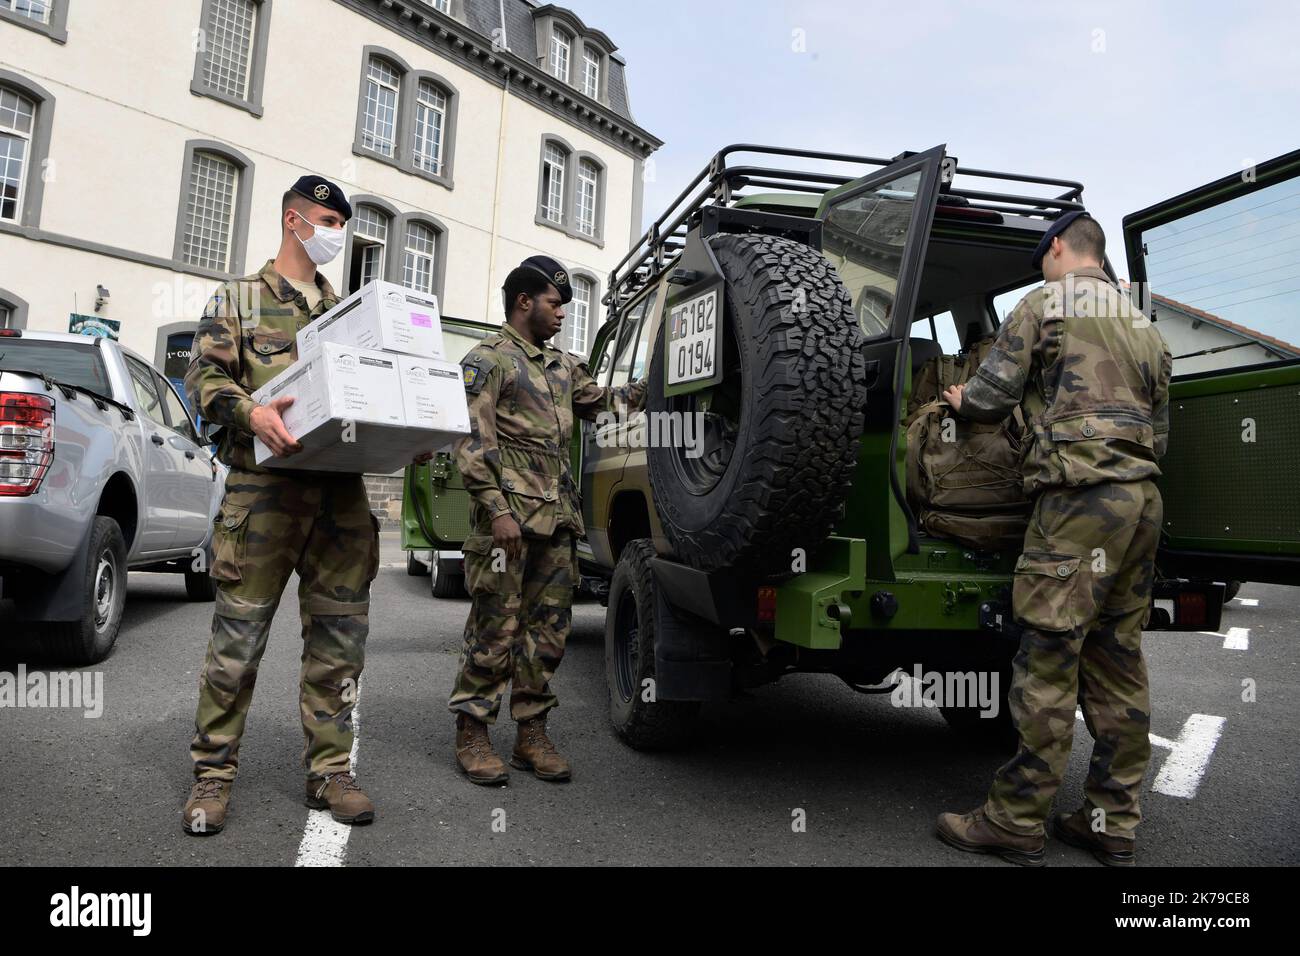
[251,342,467,473]
[397,356,472,436]
[297,280,445,361]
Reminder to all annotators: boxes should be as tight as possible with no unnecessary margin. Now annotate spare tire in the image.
[647,233,868,577]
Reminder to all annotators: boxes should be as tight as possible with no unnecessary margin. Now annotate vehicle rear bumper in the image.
[0,496,80,574]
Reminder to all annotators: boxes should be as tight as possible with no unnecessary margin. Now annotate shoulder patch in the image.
[461,354,494,395]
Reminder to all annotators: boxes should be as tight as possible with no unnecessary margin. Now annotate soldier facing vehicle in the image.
[938,212,1173,867]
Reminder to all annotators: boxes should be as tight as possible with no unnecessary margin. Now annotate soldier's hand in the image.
[942,383,964,413]
[250,396,303,457]
[491,513,523,562]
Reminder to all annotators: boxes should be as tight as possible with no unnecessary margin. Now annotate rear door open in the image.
[1124,149,1300,586]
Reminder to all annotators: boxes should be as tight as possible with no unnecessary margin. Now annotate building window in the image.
[182,151,238,271]
[191,0,270,115]
[576,158,599,238]
[420,0,449,12]
[362,56,401,157]
[402,220,438,294]
[0,289,28,330]
[536,137,605,246]
[0,0,67,41]
[582,47,600,99]
[5,0,49,23]
[542,142,567,225]
[566,275,595,355]
[201,0,255,99]
[353,50,457,189]
[353,205,388,289]
[413,79,447,176]
[173,140,254,276]
[0,86,34,223]
[549,28,571,83]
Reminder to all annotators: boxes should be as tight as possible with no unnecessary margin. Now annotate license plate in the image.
[667,288,718,386]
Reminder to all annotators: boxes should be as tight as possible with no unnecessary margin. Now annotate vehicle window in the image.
[990,283,1038,327]
[910,311,961,354]
[823,168,924,339]
[125,357,169,428]
[443,327,492,364]
[631,292,659,380]
[153,369,199,444]
[608,290,656,387]
[1138,175,1300,375]
[0,339,113,395]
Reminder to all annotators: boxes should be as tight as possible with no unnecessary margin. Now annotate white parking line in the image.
[1151,714,1226,798]
[1222,627,1250,650]
[1074,710,1225,799]
[1235,598,1259,607]
[1198,626,1250,650]
[294,697,361,868]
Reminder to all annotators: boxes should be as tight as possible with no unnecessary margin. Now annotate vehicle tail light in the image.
[1176,590,1208,628]
[757,586,777,624]
[0,392,55,496]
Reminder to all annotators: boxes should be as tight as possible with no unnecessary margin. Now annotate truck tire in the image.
[44,516,127,665]
[605,539,701,750]
[184,567,216,602]
[431,553,466,598]
[407,551,430,577]
[647,233,868,577]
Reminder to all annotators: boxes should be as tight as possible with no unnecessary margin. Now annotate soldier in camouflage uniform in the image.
[447,256,646,785]
[936,212,1172,866]
[181,176,378,834]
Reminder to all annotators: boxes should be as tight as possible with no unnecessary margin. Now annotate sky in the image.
[581,0,1299,337]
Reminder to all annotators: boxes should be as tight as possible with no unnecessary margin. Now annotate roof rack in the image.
[604,144,1086,310]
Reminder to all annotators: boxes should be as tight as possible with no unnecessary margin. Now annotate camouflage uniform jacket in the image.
[457,322,646,539]
[960,267,1173,496]
[185,259,340,471]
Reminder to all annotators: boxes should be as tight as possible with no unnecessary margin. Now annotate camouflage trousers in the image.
[190,467,379,782]
[984,479,1162,840]
[448,528,576,724]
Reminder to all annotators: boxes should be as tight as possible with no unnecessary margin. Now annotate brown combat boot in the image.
[305,771,375,824]
[182,777,231,835]
[1052,809,1136,867]
[455,713,509,785]
[936,807,1045,866]
[511,717,572,781]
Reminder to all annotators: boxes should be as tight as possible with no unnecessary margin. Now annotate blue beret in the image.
[290,175,352,220]
[518,255,573,303]
[1031,210,1091,270]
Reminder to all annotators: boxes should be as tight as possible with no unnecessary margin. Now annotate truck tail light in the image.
[0,392,55,496]
[757,586,777,624]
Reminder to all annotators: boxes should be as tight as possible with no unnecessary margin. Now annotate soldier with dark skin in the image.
[935,213,1172,866]
[181,176,379,834]
[446,257,646,785]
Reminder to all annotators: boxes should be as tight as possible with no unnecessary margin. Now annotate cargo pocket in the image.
[500,466,558,538]
[1012,550,1086,633]
[1048,413,1155,486]
[461,533,500,597]
[210,503,251,584]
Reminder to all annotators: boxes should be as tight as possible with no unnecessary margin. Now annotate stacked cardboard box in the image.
[252,281,469,473]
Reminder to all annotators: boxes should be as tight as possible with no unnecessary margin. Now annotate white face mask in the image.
[291,211,346,265]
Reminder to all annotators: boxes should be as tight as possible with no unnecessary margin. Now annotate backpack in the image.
[904,337,1030,553]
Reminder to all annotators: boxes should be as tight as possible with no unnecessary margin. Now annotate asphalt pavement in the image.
[1,534,1296,866]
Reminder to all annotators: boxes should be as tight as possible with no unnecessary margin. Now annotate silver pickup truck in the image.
[0,329,223,663]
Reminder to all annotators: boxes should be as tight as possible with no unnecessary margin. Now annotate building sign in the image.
[165,332,195,381]
[69,314,120,340]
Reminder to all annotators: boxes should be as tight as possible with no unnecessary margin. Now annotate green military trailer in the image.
[404,144,1300,749]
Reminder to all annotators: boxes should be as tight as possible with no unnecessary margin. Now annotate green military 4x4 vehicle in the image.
[405,144,1300,749]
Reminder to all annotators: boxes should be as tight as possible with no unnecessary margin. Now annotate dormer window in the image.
[548,28,571,83]
[581,46,600,98]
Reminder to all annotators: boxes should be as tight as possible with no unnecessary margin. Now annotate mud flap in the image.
[652,584,732,702]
